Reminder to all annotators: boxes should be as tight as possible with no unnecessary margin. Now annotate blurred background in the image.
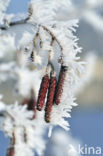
[0,0,103,155]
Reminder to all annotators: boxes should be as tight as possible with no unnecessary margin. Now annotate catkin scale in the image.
[54,65,68,105]
[37,74,50,111]
[6,147,14,156]
[45,75,56,123]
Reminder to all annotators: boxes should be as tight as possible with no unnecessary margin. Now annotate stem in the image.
[41,25,63,52]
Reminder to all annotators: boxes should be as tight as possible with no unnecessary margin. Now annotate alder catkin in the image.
[37,74,50,111]
[6,147,15,156]
[6,132,15,156]
[45,73,56,123]
[54,65,68,105]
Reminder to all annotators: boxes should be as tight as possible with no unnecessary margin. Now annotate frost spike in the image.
[45,72,56,123]
[37,68,50,111]
[54,65,68,105]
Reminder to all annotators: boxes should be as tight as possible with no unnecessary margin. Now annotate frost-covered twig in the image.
[0,17,29,30]
[0,97,46,156]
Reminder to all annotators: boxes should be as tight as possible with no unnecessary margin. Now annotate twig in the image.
[41,25,63,52]
[0,17,29,30]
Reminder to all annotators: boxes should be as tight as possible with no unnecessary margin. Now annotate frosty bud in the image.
[37,74,50,111]
[54,65,68,105]
[45,72,56,123]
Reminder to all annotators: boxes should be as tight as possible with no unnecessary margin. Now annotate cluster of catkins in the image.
[37,62,68,122]
[24,58,68,124]
[6,57,68,156]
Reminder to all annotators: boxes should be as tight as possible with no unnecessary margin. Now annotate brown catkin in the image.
[54,65,68,105]
[45,73,56,123]
[6,147,14,156]
[37,74,50,111]
[6,133,15,156]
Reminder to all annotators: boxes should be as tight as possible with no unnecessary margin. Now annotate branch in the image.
[0,17,29,30]
[41,25,63,52]
[41,25,64,64]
